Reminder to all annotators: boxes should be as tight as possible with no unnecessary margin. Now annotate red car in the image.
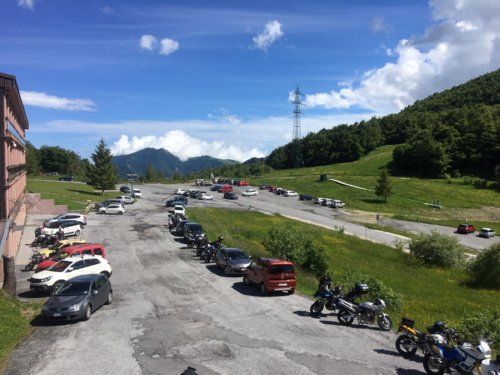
[36,244,106,272]
[457,223,475,234]
[218,185,233,193]
[243,258,296,295]
[237,181,249,186]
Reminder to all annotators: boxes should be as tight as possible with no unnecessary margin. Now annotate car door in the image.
[67,259,87,278]
[92,276,108,308]
[216,249,227,267]
[247,261,259,284]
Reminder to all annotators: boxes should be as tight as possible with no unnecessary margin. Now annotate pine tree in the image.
[375,168,392,202]
[86,139,119,194]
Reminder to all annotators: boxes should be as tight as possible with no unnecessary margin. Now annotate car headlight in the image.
[41,276,52,282]
[68,304,81,311]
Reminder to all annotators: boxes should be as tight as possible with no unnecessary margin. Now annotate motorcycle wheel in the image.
[30,240,39,247]
[24,263,34,272]
[309,300,325,316]
[337,309,354,326]
[423,354,445,375]
[188,243,194,249]
[395,335,418,357]
[377,315,393,331]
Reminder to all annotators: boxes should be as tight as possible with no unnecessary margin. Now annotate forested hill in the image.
[266,69,500,178]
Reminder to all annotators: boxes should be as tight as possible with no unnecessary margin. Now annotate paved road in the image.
[6,184,425,375]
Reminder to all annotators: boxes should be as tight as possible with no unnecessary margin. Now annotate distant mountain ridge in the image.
[111,148,238,177]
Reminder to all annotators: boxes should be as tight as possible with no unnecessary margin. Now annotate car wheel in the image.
[105,290,113,305]
[52,280,64,293]
[243,275,250,286]
[82,304,92,321]
[75,230,80,236]
[224,267,231,276]
[100,271,110,278]
[288,289,295,295]
[118,211,123,215]
[260,283,267,295]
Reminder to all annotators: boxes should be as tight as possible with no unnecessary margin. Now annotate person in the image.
[211,235,224,249]
[57,226,64,240]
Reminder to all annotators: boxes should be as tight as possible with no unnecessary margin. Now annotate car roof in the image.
[258,257,294,265]
[224,248,244,252]
[480,227,493,231]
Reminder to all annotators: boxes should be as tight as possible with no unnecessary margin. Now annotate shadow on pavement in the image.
[231,282,292,298]
[395,368,425,375]
[374,348,423,363]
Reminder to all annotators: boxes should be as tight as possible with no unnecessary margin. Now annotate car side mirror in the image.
[67,267,74,272]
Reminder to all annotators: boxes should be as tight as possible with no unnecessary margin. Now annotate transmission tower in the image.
[291,85,304,168]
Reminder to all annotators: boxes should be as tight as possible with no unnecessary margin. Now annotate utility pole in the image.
[291,85,304,168]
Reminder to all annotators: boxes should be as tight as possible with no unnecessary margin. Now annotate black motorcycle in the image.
[196,237,209,257]
[202,245,218,263]
[24,252,46,271]
[30,234,57,248]
[310,278,361,316]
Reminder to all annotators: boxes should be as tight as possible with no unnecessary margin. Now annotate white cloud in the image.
[140,34,157,51]
[370,17,390,34]
[17,0,37,10]
[101,6,114,15]
[305,0,500,114]
[252,20,284,51]
[159,38,179,56]
[208,108,241,124]
[20,91,96,111]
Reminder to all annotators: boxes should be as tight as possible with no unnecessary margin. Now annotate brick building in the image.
[0,72,29,291]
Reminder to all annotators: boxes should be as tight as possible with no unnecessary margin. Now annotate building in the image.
[0,73,29,293]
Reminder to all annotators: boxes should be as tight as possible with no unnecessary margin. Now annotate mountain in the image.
[111,148,238,177]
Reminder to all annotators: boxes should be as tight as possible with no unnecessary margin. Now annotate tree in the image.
[86,139,119,194]
[468,243,500,289]
[374,168,392,202]
[25,141,40,175]
[409,231,466,268]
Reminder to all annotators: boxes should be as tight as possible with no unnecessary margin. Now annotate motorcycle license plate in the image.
[52,313,61,317]
[278,283,287,286]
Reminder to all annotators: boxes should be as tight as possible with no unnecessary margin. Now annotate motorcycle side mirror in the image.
[92,290,99,295]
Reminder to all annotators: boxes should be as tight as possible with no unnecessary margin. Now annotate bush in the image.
[262,224,328,277]
[468,243,500,289]
[455,309,500,349]
[409,231,466,268]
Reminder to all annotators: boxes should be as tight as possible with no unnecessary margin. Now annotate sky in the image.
[2,0,499,162]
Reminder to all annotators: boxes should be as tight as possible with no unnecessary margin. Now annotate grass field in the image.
[188,207,500,331]
[251,145,500,231]
[27,180,121,211]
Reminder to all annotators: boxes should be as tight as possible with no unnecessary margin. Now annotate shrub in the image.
[262,224,328,277]
[455,309,500,349]
[409,231,466,268]
[468,243,500,289]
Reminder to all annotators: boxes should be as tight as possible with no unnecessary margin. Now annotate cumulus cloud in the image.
[17,0,37,10]
[252,20,284,50]
[305,0,500,114]
[140,34,158,51]
[208,108,241,124]
[111,131,264,162]
[159,38,180,56]
[20,91,96,111]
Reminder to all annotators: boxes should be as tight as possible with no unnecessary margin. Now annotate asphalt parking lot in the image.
[6,184,432,374]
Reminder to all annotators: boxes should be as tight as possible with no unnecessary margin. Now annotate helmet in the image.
[218,236,224,241]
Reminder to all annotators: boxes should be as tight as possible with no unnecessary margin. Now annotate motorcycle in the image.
[310,277,362,316]
[30,234,57,248]
[336,285,392,330]
[196,237,209,257]
[423,333,494,375]
[186,232,205,249]
[24,252,46,271]
[395,318,447,358]
[202,245,218,263]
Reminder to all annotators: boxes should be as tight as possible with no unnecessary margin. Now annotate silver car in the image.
[215,248,252,276]
[478,228,495,238]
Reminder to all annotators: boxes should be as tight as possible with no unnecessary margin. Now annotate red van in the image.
[36,244,106,272]
[243,258,296,295]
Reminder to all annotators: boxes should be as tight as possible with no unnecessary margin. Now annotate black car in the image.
[58,176,74,182]
[224,192,238,200]
[120,185,131,194]
[175,219,190,236]
[166,196,188,207]
[299,194,313,201]
[183,223,205,247]
[41,274,112,321]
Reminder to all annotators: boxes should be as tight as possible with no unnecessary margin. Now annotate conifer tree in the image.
[86,139,119,194]
[375,168,392,202]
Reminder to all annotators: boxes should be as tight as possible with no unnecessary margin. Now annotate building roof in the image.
[0,72,29,130]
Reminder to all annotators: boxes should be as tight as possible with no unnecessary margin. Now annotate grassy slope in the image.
[0,292,40,372]
[251,145,500,231]
[188,207,500,330]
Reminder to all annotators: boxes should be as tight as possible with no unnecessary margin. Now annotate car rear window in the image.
[270,264,294,274]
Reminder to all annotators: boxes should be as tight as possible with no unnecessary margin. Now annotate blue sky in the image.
[2,0,499,161]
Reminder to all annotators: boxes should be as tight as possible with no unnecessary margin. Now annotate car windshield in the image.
[270,265,294,274]
[48,260,72,272]
[46,221,61,229]
[228,251,249,260]
[54,282,89,296]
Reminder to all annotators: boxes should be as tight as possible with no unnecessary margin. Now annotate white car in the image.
[41,221,82,237]
[98,204,125,215]
[116,195,134,204]
[242,189,258,197]
[29,255,112,292]
[284,190,298,197]
[314,197,326,204]
[331,199,346,208]
[175,188,186,195]
[198,193,213,200]
[43,213,87,227]
[173,205,186,216]
[132,188,142,198]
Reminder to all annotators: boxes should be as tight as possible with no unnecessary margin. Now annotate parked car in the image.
[457,223,475,234]
[224,192,238,200]
[218,185,233,193]
[215,248,252,276]
[299,194,312,201]
[237,181,249,186]
[329,200,346,208]
[314,197,326,205]
[211,185,222,191]
[284,190,298,197]
[189,190,202,198]
[37,239,87,258]
[242,189,258,197]
[37,244,106,272]
[119,185,131,194]
[41,274,112,321]
[198,193,213,200]
[132,188,142,198]
[116,195,134,204]
[29,255,112,292]
[183,223,205,246]
[243,258,296,295]
[58,176,74,182]
[41,220,82,237]
[98,204,125,215]
[175,219,190,236]
[175,188,186,195]
[478,228,495,238]
[166,196,188,207]
[173,205,186,216]
[43,213,87,227]
[94,199,124,210]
